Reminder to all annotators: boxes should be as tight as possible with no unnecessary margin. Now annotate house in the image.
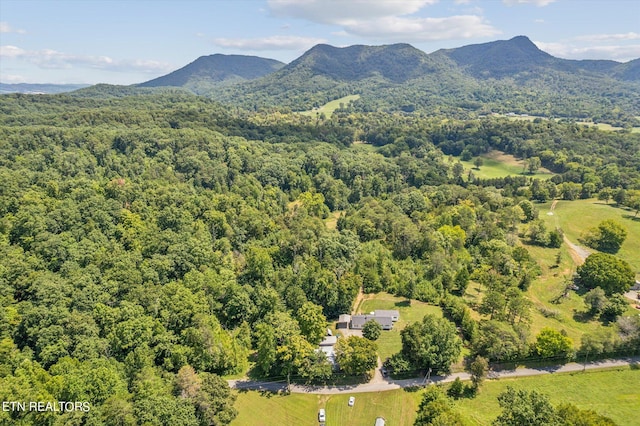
[374,310,400,322]
[350,314,393,330]
[318,335,338,366]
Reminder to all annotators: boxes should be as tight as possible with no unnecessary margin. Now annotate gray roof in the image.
[338,314,352,323]
[351,314,393,328]
[374,310,399,319]
[319,335,337,346]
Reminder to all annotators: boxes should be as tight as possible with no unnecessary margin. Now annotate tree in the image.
[533,328,574,359]
[415,385,463,426]
[362,320,382,341]
[334,336,378,377]
[494,387,560,426]
[526,157,541,174]
[601,294,628,321]
[577,253,635,295]
[584,287,608,315]
[469,355,489,390]
[401,314,462,374]
[473,157,483,169]
[555,403,616,426]
[582,219,627,253]
[296,302,327,346]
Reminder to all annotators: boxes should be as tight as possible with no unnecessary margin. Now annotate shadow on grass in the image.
[622,214,640,222]
[395,300,411,308]
[572,310,593,323]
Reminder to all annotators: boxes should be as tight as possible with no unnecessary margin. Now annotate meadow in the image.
[300,94,361,118]
[540,199,640,280]
[456,150,554,180]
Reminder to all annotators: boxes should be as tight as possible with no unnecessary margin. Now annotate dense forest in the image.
[0,92,639,425]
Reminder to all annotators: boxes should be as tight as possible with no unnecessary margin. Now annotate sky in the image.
[1,0,639,85]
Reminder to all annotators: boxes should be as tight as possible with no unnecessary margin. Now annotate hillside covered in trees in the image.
[0,91,639,425]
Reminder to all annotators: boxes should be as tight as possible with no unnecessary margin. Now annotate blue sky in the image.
[1,0,639,85]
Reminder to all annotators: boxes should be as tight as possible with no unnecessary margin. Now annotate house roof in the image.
[375,310,399,318]
[319,335,337,346]
[338,314,352,323]
[351,314,393,328]
[372,316,393,328]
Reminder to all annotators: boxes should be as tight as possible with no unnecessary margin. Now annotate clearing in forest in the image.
[457,150,554,180]
[299,94,360,118]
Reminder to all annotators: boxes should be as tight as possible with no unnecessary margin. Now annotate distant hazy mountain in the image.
[436,35,631,79]
[137,54,285,92]
[0,83,89,94]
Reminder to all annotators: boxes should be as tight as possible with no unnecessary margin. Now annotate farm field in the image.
[457,150,554,180]
[539,199,640,280]
[231,367,640,426]
[355,292,443,363]
[300,94,360,118]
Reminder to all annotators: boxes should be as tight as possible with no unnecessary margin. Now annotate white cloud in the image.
[344,15,500,41]
[0,22,26,34]
[0,45,174,74]
[267,0,437,24]
[534,40,640,62]
[574,32,640,42]
[503,0,556,6]
[267,0,498,42]
[212,35,327,51]
[1,74,27,83]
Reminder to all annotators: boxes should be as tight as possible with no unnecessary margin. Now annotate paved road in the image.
[228,356,640,395]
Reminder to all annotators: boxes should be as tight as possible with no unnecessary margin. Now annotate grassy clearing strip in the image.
[299,95,360,118]
[232,388,421,426]
[456,150,554,180]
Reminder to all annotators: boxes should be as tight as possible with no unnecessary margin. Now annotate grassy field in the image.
[540,199,640,280]
[455,366,640,425]
[356,293,443,363]
[231,367,640,426]
[456,150,554,180]
[232,388,421,426]
[300,95,360,118]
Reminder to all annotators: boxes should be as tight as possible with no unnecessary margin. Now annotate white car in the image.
[318,408,326,422]
[348,396,355,406]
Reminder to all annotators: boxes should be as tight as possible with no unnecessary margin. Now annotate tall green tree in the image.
[401,314,462,374]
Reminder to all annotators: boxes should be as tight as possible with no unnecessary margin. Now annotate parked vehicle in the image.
[318,409,326,422]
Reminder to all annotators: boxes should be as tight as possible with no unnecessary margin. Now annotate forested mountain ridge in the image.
[207,36,639,123]
[137,54,285,91]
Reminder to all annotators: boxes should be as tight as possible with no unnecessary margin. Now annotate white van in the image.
[375,417,386,426]
[318,408,326,422]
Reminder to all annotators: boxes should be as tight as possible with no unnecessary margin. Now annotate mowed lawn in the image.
[299,94,360,118]
[232,389,421,426]
[457,150,554,180]
[540,199,640,279]
[231,367,639,426]
[357,292,443,363]
[455,367,640,425]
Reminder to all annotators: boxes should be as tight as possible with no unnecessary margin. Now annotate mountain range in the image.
[8,36,638,122]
